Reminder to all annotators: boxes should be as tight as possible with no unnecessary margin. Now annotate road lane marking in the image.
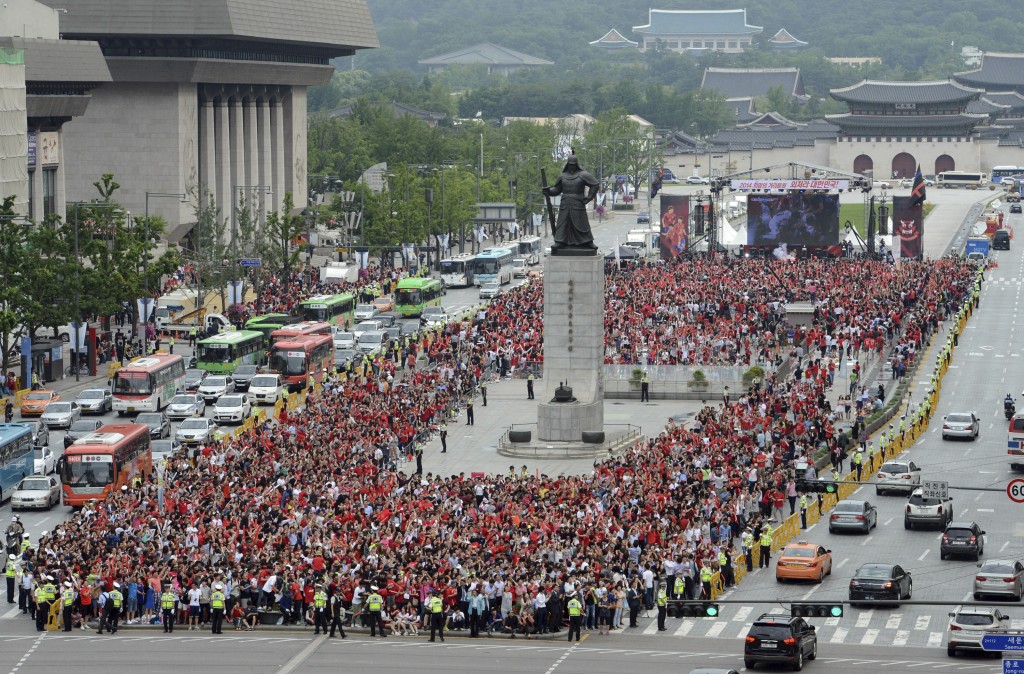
[705,621,727,638]
[927,631,943,647]
[3,607,21,619]
[885,614,903,630]
[643,621,659,635]
[892,630,910,646]
[855,611,873,628]
[732,607,752,623]
[915,616,931,631]
[829,627,848,644]
[824,617,840,627]
[672,619,694,636]
[977,508,994,512]
[837,558,849,570]
[1002,541,1010,553]
[884,517,894,526]
[860,535,873,546]
[918,549,930,561]
[860,629,878,645]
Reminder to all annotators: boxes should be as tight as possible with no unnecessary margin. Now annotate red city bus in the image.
[57,424,152,507]
[269,321,332,347]
[268,334,334,391]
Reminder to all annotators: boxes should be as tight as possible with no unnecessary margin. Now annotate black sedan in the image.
[183,368,207,393]
[64,418,104,448]
[849,563,912,605]
[232,365,261,392]
[135,412,171,439]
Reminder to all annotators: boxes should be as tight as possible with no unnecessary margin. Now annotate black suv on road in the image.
[744,614,817,670]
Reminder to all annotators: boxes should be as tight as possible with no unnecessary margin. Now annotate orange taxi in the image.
[21,389,60,417]
[372,295,395,313]
[775,541,833,582]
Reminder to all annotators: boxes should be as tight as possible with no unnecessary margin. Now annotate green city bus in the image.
[394,277,443,317]
[245,313,301,339]
[195,330,267,374]
[297,293,357,327]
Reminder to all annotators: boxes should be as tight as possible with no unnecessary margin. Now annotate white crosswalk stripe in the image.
[860,629,878,645]
[914,615,930,631]
[885,614,902,630]
[829,627,848,644]
[705,621,727,638]
[927,631,944,648]
[673,619,694,637]
[732,606,752,623]
[892,630,910,647]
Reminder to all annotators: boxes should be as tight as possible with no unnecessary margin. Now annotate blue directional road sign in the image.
[982,634,1024,651]
[238,258,262,268]
[1005,658,1024,674]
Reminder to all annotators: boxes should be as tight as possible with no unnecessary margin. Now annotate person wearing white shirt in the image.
[187,584,202,631]
[642,566,655,609]
[260,573,278,610]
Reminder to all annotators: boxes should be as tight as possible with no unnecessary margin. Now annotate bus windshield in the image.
[395,289,420,305]
[197,344,231,363]
[475,259,499,274]
[64,455,114,487]
[302,306,328,322]
[270,350,308,376]
[440,260,463,274]
[113,371,152,395]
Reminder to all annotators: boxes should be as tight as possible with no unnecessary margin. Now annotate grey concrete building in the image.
[40,0,378,238]
[0,0,110,220]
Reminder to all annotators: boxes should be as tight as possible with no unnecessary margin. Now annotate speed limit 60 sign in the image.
[1008,478,1024,503]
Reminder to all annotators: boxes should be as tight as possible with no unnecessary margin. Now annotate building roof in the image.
[967,98,1010,115]
[979,91,1024,111]
[825,112,987,129]
[767,28,807,48]
[418,42,552,67]
[633,9,762,36]
[724,97,759,123]
[955,52,1024,89]
[740,111,805,128]
[0,36,110,83]
[589,29,638,48]
[830,79,984,105]
[42,0,379,51]
[702,67,805,100]
[704,123,839,151]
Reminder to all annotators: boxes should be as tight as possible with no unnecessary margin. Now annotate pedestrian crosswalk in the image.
[629,606,1024,649]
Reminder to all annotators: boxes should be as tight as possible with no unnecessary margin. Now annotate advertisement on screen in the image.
[892,196,924,259]
[746,192,840,247]
[659,195,690,260]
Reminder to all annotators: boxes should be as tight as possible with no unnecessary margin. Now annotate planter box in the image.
[688,381,709,390]
[258,611,283,625]
[612,203,635,211]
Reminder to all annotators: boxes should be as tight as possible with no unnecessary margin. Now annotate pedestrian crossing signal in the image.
[791,602,843,618]
[674,602,720,618]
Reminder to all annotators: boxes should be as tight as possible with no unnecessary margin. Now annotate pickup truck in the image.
[156,312,230,337]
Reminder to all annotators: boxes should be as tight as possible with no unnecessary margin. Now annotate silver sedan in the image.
[942,412,979,440]
[974,559,1024,601]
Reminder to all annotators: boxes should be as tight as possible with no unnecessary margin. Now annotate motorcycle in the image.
[1006,401,1016,421]
[5,531,20,557]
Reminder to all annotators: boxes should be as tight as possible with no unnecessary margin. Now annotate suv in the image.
[905,487,953,530]
[744,614,817,670]
[946,607,1010,657]
[1012,203,1023,214]
[941,521,986,561]
[994,229,1011,250]
[875,459,921,495]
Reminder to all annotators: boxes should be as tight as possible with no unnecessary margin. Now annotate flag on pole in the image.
[614,236,620,267]
[909,165,926,208]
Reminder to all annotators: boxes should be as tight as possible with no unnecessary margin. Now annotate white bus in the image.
[512,236,542,265]
[112,354,187,414]
[937,171,988,189]
[473,247,515,285]
[439,253,476,288]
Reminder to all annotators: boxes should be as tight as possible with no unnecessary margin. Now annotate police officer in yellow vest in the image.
[61,581,76,632]
[852,448,864,481]
[656,582,668,631]
[188,326,198,347]
[42,575,56,628]
[211,583,226,634]
[99,581,122,634]
[743,528,755,572]
[364,585,384,638]
[799,494,809,530]
[759,527,773,568]
[672,576,685,601]
[566,591,583,642]
[161,584,177,633]
[700,564,714,599]
[313,584,329,635]
[426,588,445,642]
[33,582,47,631]
[640,372,650,403]
[5,553,15,604]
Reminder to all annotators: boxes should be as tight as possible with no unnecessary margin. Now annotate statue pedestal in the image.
[537,253,605,441]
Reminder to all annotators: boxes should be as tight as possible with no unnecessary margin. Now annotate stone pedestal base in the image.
[537,253,605,442]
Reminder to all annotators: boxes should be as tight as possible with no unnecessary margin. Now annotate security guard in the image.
[700,564,714,599]
[799,494,809,530]
[99,582,122,634]
[758,526,773,568]
[210,583,226,634]
[655,582,668,631]
[672,575,685,601]
[188,326,198,347]
[742,528,755,572]
[365,585,384,637]
[426,589,445,642]
[42,575,56,628]
[328,586,347,639]
[566,591,582,642]
[61,582,76,632]
[5,553,15,604]
[161,584,177,633]
[852,448,863,481]
[640,372,650,403]
[313,584,329,635]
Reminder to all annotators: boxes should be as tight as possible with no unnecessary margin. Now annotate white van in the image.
[512,257,528,278]
[247,373,283,405]
[356,330,386,355]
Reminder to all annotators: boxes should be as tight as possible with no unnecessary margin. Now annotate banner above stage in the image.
[730,179,850,191]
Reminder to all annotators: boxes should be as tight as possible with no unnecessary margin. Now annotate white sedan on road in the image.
[33,446,55,475]
[11,475,60,510]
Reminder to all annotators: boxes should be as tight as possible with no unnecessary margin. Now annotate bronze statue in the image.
[542,155,599,253]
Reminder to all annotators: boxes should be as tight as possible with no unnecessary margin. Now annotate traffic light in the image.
[791,602,843,618]
[673,601,721,618]
[801,480,837,494]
